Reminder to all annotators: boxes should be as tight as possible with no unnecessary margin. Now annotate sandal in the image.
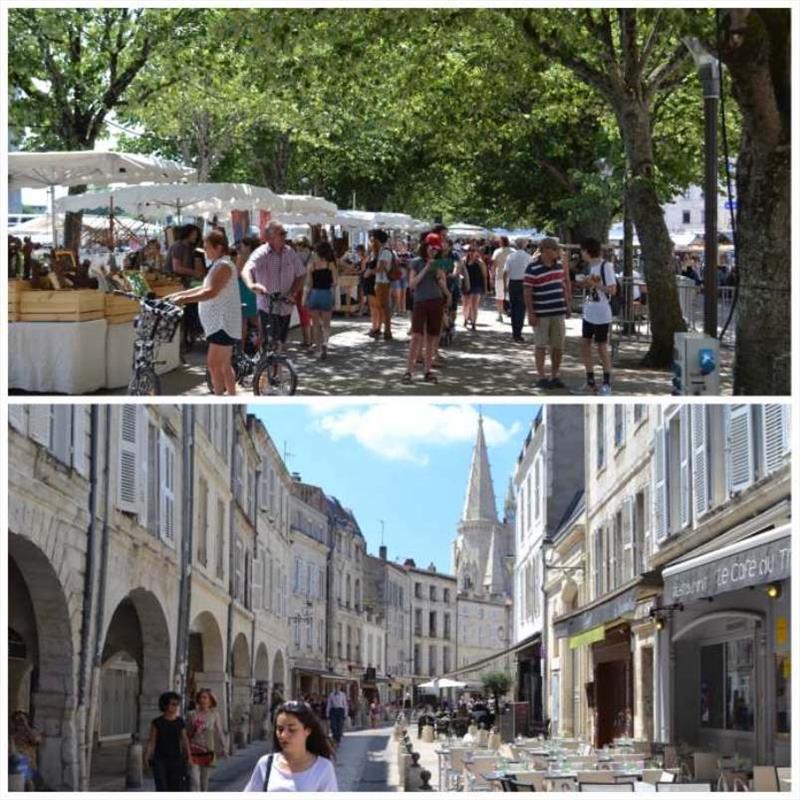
[424,371,438,383]
[401,371,413,384]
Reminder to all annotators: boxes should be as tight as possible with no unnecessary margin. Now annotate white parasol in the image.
[8,150,196,246]
[418,677,467,691]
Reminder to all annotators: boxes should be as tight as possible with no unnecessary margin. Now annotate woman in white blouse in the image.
[167,229,242,395]
[244,701,338,792]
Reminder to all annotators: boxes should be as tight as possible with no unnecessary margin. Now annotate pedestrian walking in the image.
[186,689,227,792]
[503,237,532,342]
[491,236,513,322]
[368,228,394,341]
[326,684,349,745]
[523,237,571,389]
[303,240,339,360]
[292,237,314,349]
[243,701,338,792]
[575,237,617,395]
[167,230,242,396]
[143,691,191,792]
[10,711,45,790]
[236,237,263,352]
[462,246,487,331]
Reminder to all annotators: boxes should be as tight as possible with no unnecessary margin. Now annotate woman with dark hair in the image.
[143,691,191,791]
[243,701,338,792]
[166,230,242,395]
[462,244,488,331]
[187,689,227,791]
[303,240,339,360]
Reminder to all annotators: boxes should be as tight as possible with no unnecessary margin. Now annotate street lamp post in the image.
[685,37,721,337]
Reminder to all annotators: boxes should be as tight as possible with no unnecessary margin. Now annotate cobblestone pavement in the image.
[108,299,734,397]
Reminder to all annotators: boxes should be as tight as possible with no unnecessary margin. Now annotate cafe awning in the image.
[568,625,606,650]
[552,574,661,639]
[662,524,791,604]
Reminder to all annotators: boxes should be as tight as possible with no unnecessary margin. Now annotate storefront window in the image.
[726,638,754,731]
[700,637,755,731]
[700,643,724,728]
[776,654,791,736]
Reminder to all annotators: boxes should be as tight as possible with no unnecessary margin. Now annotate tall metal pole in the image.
[703,92,719,336]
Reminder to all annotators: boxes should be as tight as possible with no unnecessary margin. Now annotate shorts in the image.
[259,310,291,344]
[534,315,566,349]
[391,277,408,291]
[307,288,333,311]
[582,320,610,344]
[411,297,444,337]
[205,329,240,346]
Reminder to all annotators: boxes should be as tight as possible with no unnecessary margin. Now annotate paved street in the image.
[111,300,734,396]
[88,724,399,792]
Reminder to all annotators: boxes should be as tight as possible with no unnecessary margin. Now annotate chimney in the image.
[379,545,387,561]
[291,472,301,482]
[404,558,416,568]
[428,562,437,573]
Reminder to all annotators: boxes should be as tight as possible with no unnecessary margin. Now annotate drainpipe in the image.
[225,413,237,748]
[175,406,195,708]
[76,406,99,791]
[250,465,260,741]
[83,406,112,789]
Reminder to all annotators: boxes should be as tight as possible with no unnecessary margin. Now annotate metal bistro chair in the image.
[656,782,714,792]
[510,772,548,792]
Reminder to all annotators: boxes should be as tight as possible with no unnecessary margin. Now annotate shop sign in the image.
[553,585,638,639]
[664,535,790,603]
[776,617,788,646]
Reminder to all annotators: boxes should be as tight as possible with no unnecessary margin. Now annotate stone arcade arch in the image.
[9,533,77,789]
[231,633,252,744]
[252,643,270,739]
[188,611,226,717]
[272,649,286,696]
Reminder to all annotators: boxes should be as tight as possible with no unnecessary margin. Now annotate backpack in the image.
[601,261,623,317]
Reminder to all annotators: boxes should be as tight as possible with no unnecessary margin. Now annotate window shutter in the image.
[622,497,634,581]
[72,406,90,477]
[117,405,139,513]
[762,405,789,474]
[259,461,268,510]
[233,444,243,505]
[8,405,27,433]
[159,433,176,543]
[50,405,72,464]
[691,405,709,520]
[29,405,50,447]
[728,405,754,493]
[652,425,668,542]
[679,406,691,529]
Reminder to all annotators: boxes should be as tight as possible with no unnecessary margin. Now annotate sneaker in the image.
[548,377,567,389]
[574,382,598,395]
[535,378,551,390]
[598,383,612,396]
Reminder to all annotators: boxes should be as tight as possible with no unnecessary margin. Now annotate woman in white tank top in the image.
[166,230,242,395]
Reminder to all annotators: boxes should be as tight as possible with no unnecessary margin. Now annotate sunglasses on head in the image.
[282,700,310,711]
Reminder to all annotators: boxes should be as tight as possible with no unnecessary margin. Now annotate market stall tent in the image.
[275,194,337,225]
[8,150,196,246]
[447,222,493,239]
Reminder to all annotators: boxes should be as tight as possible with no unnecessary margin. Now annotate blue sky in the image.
[249,402,541,574]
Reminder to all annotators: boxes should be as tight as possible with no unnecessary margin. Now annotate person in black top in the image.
[144,691,191,791]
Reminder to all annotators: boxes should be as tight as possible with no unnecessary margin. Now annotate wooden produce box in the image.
[152,283,181,298]
[8,279,31,321]
[105,292,140,325]
[19,289,105,322]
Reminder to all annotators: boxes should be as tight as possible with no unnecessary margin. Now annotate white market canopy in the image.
[334,209,427,233]
[55,182,286,220]
[334,209,378,230]
[418,677,467,690]
[274,194,337,225]
[7,150,197,191]
[7,213,155,242]
[448,222,493,239]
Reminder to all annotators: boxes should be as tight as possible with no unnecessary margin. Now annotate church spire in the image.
[462,415,498,523]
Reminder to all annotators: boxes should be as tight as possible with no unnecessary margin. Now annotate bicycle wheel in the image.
[253,356,298,396]
[129,368,161,396]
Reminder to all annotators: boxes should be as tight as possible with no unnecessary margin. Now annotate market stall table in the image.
[105,321,181,389]
[10,319,108,394]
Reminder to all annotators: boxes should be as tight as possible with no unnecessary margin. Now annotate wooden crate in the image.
[9,279,32,300]
[19,289,105,322]
[152,283,181,298]
[105,293,139,316]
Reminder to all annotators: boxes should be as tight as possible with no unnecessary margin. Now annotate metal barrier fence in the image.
[572,276,737,350]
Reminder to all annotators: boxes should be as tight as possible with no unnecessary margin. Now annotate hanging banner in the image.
[259,209,272,242]
[231,209,250,244]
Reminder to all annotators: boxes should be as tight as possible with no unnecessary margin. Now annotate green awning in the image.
[569,625,606,649]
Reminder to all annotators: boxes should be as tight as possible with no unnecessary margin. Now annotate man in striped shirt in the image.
[243,221,307,353]
[523,237,571,390]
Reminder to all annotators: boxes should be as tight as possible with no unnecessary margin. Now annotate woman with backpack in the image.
[243,701,338,792]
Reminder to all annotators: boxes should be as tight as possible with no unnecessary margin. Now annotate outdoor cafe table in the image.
[481,768,647,790]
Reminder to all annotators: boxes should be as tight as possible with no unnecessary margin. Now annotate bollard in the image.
[406,752,423,791]
[419,768,434,791]
[421,724,434,744]
[8,753,27,792]
[126,734,143,788]
[400,751,412,789]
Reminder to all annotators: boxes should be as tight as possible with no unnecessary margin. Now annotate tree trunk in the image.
[721,11,790,395]
[617,100,686,366]
[63,184,89,257]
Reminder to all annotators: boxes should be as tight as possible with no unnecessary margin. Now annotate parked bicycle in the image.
[116,290,183,395]
[204,291,298,395]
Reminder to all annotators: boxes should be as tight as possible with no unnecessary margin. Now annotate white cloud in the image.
[311,403,521,465]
